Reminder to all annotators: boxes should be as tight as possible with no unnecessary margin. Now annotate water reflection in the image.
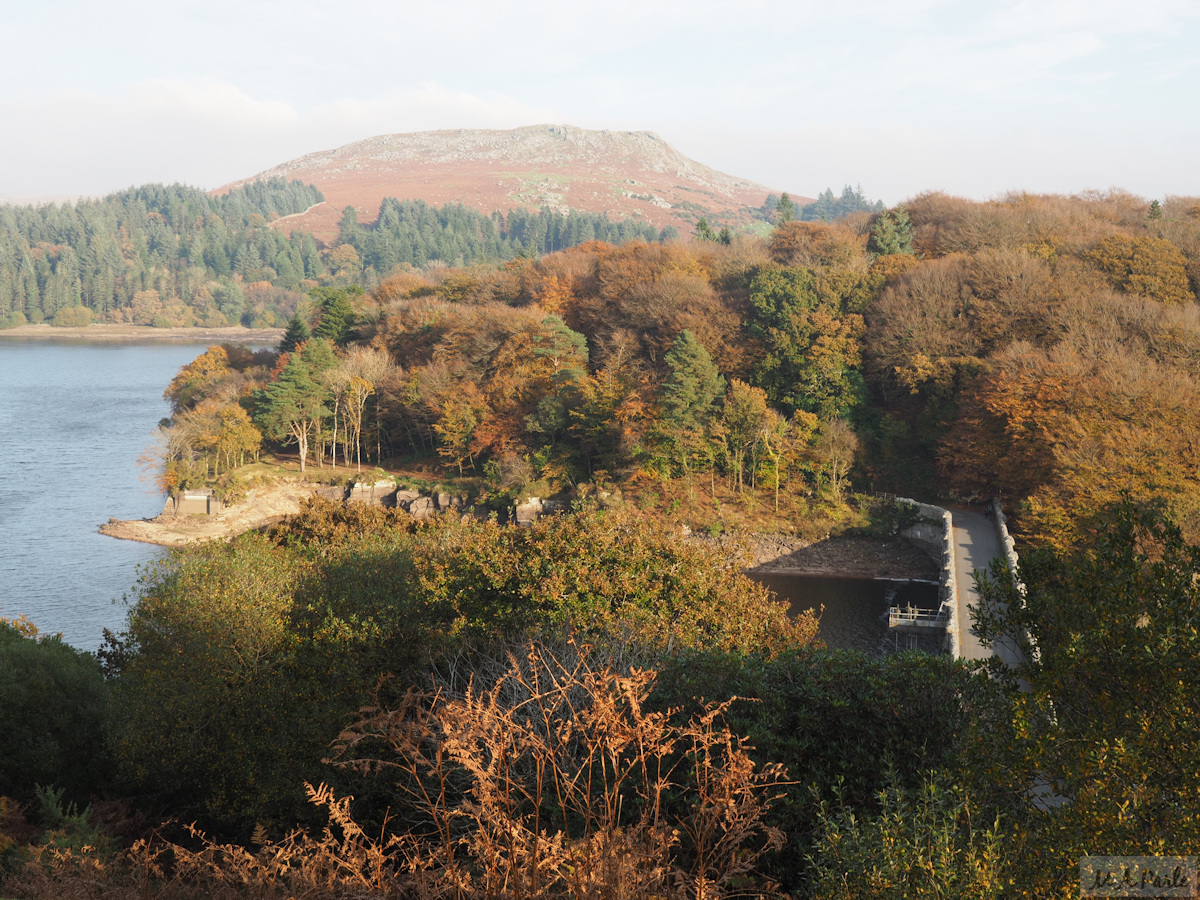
[748,572,940,654]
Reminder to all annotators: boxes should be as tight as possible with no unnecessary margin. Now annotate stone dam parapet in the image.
[897,498,960,658]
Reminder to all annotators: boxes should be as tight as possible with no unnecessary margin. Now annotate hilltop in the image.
[216,124,795,242]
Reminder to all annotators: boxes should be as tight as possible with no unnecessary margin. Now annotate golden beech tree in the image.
[941,340,1200,549]
[531,273,573,315]
[768,220,865,268]
[1087,233,1194,304]
[164,345,231,413]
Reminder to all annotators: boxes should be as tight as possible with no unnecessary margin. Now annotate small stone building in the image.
[166,488,224,516]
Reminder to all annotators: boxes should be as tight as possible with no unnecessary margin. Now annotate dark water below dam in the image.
[748,572,941,654]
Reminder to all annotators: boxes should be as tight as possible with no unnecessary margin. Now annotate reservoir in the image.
[749,572,941,653]
[0,339,218,650]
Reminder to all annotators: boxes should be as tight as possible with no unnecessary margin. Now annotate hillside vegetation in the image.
[218,124,783,241]
[148,187,1200,549]
[4,187,1200,900]
[875,190,1200,547]
[0,182,679,330]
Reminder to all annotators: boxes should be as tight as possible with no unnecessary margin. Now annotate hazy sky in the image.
[2,0,1198,204]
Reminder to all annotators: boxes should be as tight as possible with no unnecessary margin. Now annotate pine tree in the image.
[775,192,797,224]
[656,330,726,482]
[1148,199,1163,220]
[338,206,361,244]
[310,286,358,345]
[254,340,334,472]
[659,330,726,433]
[694,217,717,242]
[279,314,311,353]
[868,205,914,256]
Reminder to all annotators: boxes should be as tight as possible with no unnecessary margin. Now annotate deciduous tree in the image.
[1088,233,1193,304]
[722,379,769,492]
[164,345,231,413]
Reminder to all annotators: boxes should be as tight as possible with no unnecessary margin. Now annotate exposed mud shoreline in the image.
[100,479,940,581]
[0,324,284,343]
[745,534,939,581]
[99,480,324,547]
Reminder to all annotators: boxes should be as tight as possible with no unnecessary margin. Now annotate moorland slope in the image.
[217,123,792,241]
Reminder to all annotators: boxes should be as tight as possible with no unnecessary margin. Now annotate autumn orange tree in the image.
[164,345,232,413]
[856,188,1200,533]
[152,343,276,494]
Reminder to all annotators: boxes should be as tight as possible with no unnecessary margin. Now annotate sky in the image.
[2,0,1198,205]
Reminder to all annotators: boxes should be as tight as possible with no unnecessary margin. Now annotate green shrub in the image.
[808,769,1007,899]
[49,307,92,327]
[649,648,1002,892]
[0,619,109,802]
[109,501,817,834]
[32,786,109,857]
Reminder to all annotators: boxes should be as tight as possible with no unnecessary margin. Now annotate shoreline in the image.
[101,481,940,581]
[99,480,326,547]
[0,323,284,343]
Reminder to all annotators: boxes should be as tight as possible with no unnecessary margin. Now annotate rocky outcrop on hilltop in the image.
[218,124,797,242]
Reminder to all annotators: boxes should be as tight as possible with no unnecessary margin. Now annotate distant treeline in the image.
[0,179,326,328]
[762,185,885,223]
[337,198,674,278]
[0,181,679,328]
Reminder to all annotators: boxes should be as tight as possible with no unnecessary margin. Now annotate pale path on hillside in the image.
[953,509,1023,666]
[271,201,326,224]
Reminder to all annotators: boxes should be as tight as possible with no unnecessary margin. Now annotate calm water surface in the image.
[749,572,940,653]
[0,339,215,650]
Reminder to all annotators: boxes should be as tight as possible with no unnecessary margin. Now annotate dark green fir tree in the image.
[279,313,311,353]
[868,205,914,256]
[775,192,797,224]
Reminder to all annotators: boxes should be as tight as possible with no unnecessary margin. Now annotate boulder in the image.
[514,497,544,527]
[409,496,436,519]
[393,489,422,510]
[347,480,396,506]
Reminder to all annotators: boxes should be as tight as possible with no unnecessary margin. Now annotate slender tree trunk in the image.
[330,398,339,469]
[293,422,309,473]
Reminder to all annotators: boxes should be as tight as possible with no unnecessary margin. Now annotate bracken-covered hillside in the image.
[217,124,792,242]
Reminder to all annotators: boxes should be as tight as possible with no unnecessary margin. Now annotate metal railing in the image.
[888,606,950,629]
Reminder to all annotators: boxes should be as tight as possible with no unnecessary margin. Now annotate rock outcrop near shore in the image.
[99,479,474,547]
[100,480,331,547]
